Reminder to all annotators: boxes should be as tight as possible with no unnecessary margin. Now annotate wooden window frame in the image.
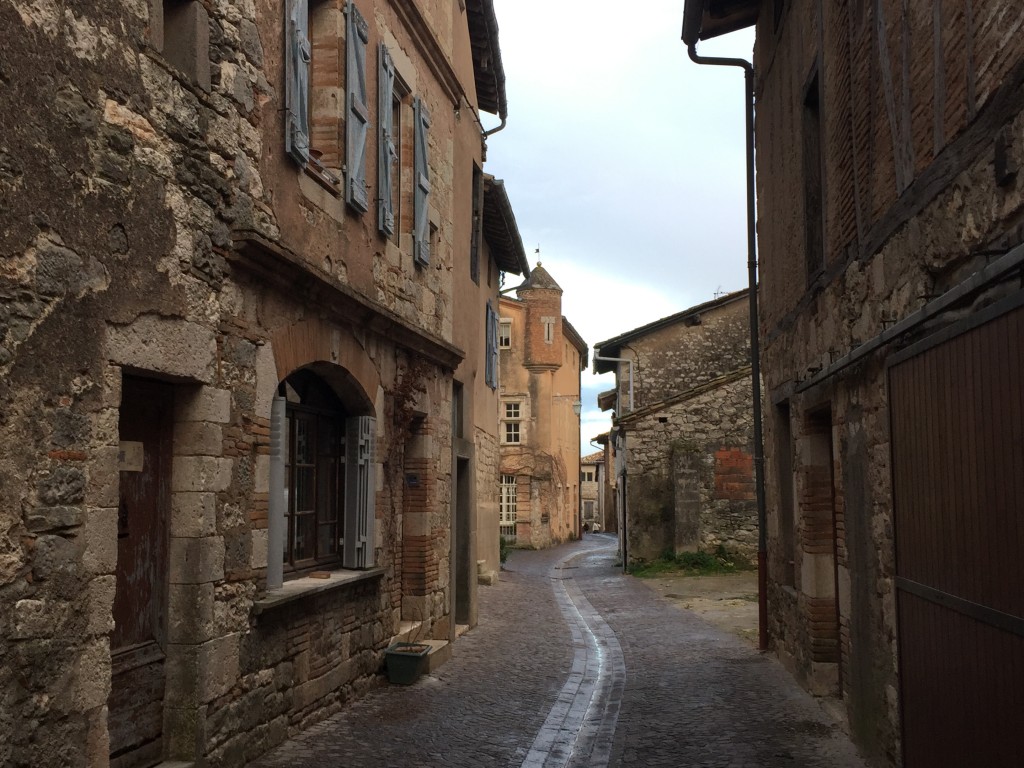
[502,401,522,444]
[284,401,345,571]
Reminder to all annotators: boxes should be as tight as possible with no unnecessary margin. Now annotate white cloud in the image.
[487,0,756,453]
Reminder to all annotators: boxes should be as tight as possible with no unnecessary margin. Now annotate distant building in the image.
[498,264,588,548]
[594,290,756,566]
[581,450,604,531]
[473,176,531,587]
[592,432,619,535]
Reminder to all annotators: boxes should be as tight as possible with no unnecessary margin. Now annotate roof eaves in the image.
[482,177,529,276]
[562,317,588,367]
[682,0,759,45]
[465,0,507,118]
[593,287,750,357]
[597,389,617,412]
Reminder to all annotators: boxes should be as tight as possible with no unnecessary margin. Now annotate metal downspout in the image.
[482,115,507,138]
[686,41,769,652]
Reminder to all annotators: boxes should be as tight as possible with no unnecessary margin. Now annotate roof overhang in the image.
[682,0,758,45]
[483,176,529,276]
[593,288,749,373]
[562,317,588,368]
[465,0,507,118]
[597,389,617,412]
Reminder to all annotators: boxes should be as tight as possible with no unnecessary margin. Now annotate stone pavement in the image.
[247,535,868,768]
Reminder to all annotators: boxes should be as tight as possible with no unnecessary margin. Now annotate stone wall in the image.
[0,0,485,765]
[474,425,500,581]
[606,292,755,566]
[621,371,756,564]
[752,3,1024,766]
[628,295,749,409]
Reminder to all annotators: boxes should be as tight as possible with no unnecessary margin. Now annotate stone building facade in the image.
[498,264,587,549]
[0,0,525,766]
[594,290,757,566]
[592,432,619,535]
[470,175,530,588]
[580,450,603,532]
[686,2,1024,767]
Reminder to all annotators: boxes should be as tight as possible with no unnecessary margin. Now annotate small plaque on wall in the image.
[405,473,420,488]
[117,441,144,472]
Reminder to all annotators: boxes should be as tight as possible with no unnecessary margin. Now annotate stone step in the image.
[423,639,451,673]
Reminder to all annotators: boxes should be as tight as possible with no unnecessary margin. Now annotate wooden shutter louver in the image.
[470,167,482,283]
[378,44,397,236]
[485,300,498,389]
[345,1,370,212]
[413,97,431,266]
[285,0,311,166]
[343,415,376,569]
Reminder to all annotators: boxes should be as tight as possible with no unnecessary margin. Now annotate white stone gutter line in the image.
[520,540,625,768]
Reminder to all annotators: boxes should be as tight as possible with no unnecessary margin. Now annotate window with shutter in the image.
[485,301,499,389]
[378,43,397,235]
[345,1,370,212]
[279,370,347,571]
[285,0,311,166]
[343,415,376,568]
[413,97,431,266]
[470,164,482,283]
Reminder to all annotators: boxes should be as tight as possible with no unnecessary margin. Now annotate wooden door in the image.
[108,377,173,768]
[889,305,1024,767]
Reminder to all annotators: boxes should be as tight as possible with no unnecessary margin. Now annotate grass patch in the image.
[629,545,752,578]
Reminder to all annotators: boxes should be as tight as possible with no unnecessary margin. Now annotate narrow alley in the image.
[248,536,867,768]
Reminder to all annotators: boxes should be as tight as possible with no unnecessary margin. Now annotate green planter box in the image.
[385,642,431,685]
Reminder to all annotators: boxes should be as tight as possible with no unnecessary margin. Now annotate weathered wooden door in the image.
[108,377,173,768]
[889,305,1024,767]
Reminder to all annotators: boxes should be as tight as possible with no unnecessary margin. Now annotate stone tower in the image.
[517,262,564,371]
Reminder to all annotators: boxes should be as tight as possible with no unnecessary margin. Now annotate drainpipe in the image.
[482,115,507,138]
[683,10,769,652]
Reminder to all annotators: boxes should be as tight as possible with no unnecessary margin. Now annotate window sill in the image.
[304,161,343,195]
[254,566,385,616]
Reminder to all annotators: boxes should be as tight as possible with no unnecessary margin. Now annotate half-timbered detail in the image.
[682,1,1024,766]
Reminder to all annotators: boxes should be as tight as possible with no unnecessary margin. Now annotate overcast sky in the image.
[483,0,756,452]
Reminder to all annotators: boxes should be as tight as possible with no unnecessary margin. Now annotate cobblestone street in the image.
[248,535,868,768]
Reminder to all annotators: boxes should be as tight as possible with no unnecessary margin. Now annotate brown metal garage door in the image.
[889,304,1024,767]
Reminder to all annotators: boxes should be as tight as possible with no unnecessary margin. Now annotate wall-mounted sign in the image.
[117,441,144,472]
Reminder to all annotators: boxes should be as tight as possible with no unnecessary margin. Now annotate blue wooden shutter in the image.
[343,415,376,568]
[378,44,396,236]
[485,301,498,389]
[285,0,311,166]
[413,97,431,266]
[345,0,370,212]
